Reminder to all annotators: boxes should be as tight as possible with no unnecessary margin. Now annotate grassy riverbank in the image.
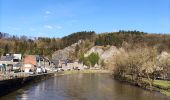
[114,75,170,96]
[60,69,170,96]
[62,70,111,75]
[153,80,170,96]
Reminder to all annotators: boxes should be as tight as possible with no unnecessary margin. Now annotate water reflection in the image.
[1,73,170,100]
[20,93,27,100]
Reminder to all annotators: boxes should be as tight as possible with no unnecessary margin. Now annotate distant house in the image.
[51,60,59,68]
[22,55,40,73]
[13,54,22,61]
[13,54,22,71]
[0,54,22,72]
[0,64,6,71]
[72,60,84,70]
[56,59,84,71]
[60,60,69,70]
[43,57,52,68]
[51,60,59,71]
[13,63,22,70]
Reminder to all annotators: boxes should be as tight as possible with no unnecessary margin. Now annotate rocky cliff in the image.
[52,39,125,70]
[52,40,83,60]
[84,46,125,69]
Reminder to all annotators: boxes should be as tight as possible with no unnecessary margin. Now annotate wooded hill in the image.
[0,30,170,58]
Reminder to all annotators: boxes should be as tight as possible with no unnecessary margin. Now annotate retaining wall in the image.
[0,72,60,97]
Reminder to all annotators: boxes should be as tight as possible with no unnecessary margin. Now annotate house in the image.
[56,59,85,71]
[22,55,39,73]
[13,54,22,61]
[51,60,59,71]
[0,53,22,72]
[0,55,14,71]
[0,64,5,71]
[13,63,22,71]
[72,60,84,70]
[51,60,59,68]
[43,57,52,69]
[22,55,49,73]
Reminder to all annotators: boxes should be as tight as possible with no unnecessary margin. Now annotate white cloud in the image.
[43,25,63,30]
[56,26,62,29]
[45,11,51,14]
[44,25,53,29]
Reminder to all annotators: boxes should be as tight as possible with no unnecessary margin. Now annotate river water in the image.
[1,73,170,100]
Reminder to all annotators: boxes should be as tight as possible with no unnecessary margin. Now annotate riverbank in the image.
[62,69,170,97]
[61,69,112,75]
[114,75,170,97]
[2,73,170,100]
[0,69,110,97]
[153,80,170,96]
[0,72,58,97]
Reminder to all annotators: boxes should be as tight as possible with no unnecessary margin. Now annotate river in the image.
[1,73,170,100]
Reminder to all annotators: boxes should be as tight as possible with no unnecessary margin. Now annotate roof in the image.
[13,54,22,60]
[24,55,37,65]
[0,56,14,61]
[35,55,41,61]
[14,63,22,67]
[51,60,59,65]
[59,59,73,63]
[43,57,50,61]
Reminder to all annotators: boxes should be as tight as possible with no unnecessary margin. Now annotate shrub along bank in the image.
[113,46,170,96]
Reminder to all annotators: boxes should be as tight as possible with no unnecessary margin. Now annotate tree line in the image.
[0,31,96,58]
[0,30,170,58]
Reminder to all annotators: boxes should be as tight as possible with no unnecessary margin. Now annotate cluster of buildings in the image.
[0,53,86,75]
[56,59,86,71]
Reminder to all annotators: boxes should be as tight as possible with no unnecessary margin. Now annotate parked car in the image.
[14,69,21,73]
[36,67,42,74]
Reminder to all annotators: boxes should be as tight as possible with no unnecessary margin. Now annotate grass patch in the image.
[153,80,170,96]
[161,90,170,96]
[154,80,170,89]
[115,75,170,97]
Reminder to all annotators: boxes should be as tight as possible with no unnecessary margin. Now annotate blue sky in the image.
[0,0,170,37]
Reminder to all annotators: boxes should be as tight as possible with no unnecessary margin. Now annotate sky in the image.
[0,0,170,38]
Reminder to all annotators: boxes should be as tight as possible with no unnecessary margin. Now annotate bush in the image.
[114,47,159,83]
[80,52,100,67]
[87,53,100,67]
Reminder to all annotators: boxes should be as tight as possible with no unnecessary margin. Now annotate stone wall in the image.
[0,73,55,97]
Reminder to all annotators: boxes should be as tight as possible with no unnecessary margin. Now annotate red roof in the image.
[24,55,37,65]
